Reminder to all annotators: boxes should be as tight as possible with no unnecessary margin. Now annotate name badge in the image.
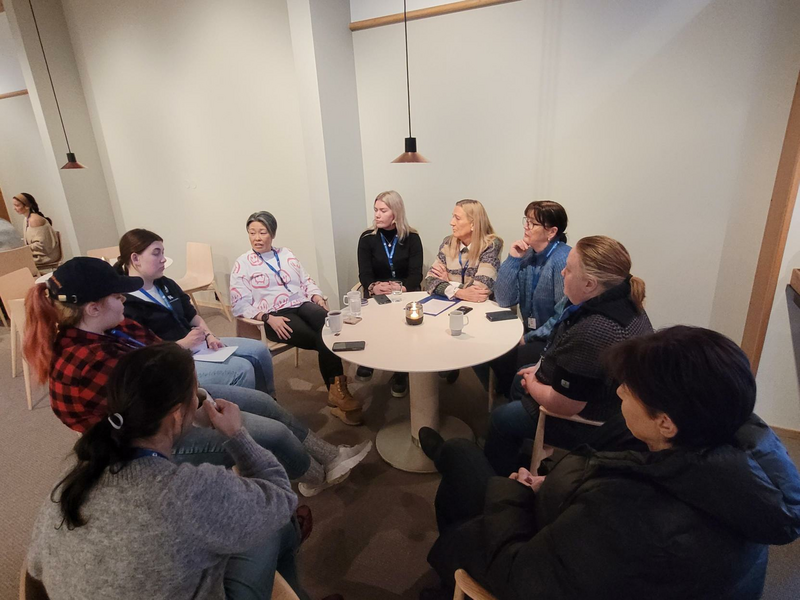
[527,317,537,330]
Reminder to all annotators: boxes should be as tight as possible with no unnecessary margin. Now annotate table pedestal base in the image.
[376,371,474,473]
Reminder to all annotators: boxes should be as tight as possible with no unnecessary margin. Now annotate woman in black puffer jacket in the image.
[421,325,800,600]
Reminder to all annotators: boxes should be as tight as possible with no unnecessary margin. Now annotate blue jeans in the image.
[194,337,275,396]
[225,520,310,600]
[173,384,311,479]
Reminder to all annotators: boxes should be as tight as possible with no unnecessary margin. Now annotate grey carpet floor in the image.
[0,308,798,599]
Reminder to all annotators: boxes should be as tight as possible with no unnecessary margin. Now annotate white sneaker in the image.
[325,441,373,483]
[298,471,350,498]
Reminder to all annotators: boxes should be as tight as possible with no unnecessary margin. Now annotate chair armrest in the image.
[540,406,604,427]
[238,317,264,328]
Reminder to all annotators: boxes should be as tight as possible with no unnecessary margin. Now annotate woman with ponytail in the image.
[24,257,371,496]
[25,343,313,599]
[482,235,654,475]
[12,192,60,266]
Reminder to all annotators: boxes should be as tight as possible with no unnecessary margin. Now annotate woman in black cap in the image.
[230,211,363,426]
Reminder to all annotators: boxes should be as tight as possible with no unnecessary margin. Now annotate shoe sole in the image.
[298,471,350,497]
[390,388,408,398]
[330,407,364,426]
[325,441,373,482]
[355,374,373,382]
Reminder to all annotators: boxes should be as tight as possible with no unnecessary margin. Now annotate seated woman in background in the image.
[26,343,308,600]
[12,192,60,266]
[23,258,371,497]
[484,235,653,476]
[355,190,423,396]
[421,326,800,600]
[488,200,570,396]
[231,211,363,426]
[116,228,275,396]
[422,199,502,302]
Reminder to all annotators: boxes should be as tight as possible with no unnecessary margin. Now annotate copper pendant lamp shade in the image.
[392,0,429,163]
[29,0,86,170]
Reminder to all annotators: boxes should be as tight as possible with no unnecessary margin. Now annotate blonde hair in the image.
[370,191,416,240]
[574,235,646,312]
[447,199,501,265]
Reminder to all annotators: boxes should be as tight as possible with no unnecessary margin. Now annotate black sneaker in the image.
[355,366,374,381]
[389,372,408,397]
[445,370,460,384]
[418,427,445,462]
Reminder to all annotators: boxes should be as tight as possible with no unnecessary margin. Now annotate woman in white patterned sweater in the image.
[230,211,362,426]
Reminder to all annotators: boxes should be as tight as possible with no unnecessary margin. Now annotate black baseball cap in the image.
[47,257,143,304]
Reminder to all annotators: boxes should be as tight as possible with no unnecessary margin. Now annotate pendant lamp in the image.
[392,0,429,163]
[28,0,86,170]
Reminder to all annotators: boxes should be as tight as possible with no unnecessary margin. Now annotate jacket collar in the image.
[576,277,639,327]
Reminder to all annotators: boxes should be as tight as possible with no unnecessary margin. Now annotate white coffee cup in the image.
[342,290,362,317]
[325,310,344,334]
[449,310,470,336]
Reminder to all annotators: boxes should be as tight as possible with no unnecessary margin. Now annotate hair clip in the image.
[107,413,124,430]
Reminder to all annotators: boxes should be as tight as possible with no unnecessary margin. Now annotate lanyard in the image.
[131,447,169,461]
[380,233,398,278]
[554,303,581,327]
[530,241,561,293]
[257,251,291,292]
[458,249,469,284]
[108,329,146,348]
[139,286,173,312]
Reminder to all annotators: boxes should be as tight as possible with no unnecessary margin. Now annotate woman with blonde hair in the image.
[423,199,502,302]
[356,190,424,395]
[484,235,654,475]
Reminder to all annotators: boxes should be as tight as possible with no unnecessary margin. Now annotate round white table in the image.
[321,291,523,473]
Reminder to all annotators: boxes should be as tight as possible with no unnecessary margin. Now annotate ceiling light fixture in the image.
[28,0,86,170]
[392,0,428,163]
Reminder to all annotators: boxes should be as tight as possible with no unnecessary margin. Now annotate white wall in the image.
[350,0,459,22]
[60,0,321,293]
[0,13,24,92]
[352,0,800,345]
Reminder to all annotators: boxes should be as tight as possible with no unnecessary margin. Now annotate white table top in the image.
[321,291,523,373]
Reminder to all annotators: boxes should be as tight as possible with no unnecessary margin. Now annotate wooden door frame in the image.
[741,71,800,373]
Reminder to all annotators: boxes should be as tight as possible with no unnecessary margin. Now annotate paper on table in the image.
[193,345,238,363]
[421,298,459,316]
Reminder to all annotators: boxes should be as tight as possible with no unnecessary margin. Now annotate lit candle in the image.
[405,302,424,325]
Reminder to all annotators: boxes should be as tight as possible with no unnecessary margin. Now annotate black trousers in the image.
[488,339,547,396]
[263,302,343,387]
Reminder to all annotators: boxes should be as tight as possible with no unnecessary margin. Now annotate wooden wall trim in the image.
[350,0,520,32]
[741,71,800,374]
[0,0,5,14]
[773,425,800,442]
[0,89,29,101]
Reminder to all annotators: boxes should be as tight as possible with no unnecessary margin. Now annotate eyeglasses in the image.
[523,218,544,229]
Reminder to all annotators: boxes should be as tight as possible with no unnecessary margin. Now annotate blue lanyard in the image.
[380,233,398,278]
[458,249,469,284]
[530,241,561,293]
[131,447,169,461]
[108,329,146,348]
[256,251,291,292]
[554,303,581,327]
[139,286,173,312]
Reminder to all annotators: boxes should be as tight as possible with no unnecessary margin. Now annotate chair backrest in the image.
[52,231,63,263]
[184,242,214,286]
[0,246,39,279]
[85,245,119,264]
[0,268,36,306]
[453,569,498,600]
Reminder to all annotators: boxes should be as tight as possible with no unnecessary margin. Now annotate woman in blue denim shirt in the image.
[490,201,570,396]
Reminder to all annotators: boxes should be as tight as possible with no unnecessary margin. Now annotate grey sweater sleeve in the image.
[172,429,298,555]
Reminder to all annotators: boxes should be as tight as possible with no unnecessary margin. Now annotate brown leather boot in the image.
[328,376,364,426]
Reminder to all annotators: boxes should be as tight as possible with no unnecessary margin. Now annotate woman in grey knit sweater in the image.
[26,344,309,600]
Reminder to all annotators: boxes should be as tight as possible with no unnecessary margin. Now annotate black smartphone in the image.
[456,306,473,315]
[332,341,366,352]
[485,310,518,322]
[373,294,391,305]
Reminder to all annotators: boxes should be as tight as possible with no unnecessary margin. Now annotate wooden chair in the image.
[236,317,300,368]
[85,245,119,263]
[36,231,63,272]
[453,569,497,600]
[530,406,604,473]
[0,268,37,408]
[174,242,232,321]
[272,572,301,600]
[0,246,39,327]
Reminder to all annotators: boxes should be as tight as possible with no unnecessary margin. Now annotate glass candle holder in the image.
[405,301,424,326]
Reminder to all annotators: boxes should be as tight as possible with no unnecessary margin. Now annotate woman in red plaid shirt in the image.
[23,257,371,496]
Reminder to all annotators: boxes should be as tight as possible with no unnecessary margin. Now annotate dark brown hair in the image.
[115,229,163,274]
[525,200,568,243]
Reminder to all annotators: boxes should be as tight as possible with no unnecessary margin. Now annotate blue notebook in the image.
[418,295,461,316]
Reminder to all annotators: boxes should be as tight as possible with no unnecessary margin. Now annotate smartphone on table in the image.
[485,310,517,322]
[373,294,391,305]
[332,341,366,352]
[456,306,473,315]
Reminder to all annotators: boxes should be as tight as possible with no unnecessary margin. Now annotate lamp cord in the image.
[28,0,72,154]
[404,0,412,138]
